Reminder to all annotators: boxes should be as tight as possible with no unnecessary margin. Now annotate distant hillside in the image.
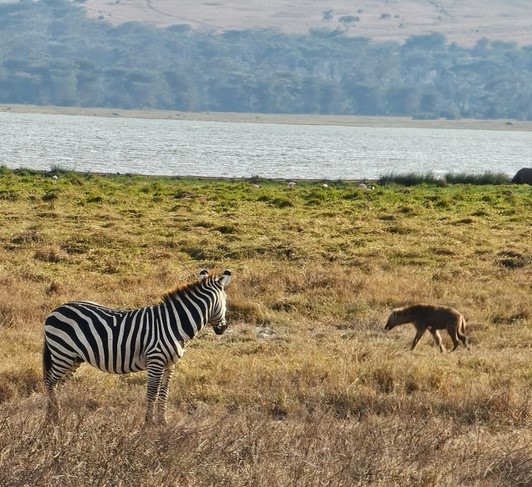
[0,0,530,118]
[83,0,532,46]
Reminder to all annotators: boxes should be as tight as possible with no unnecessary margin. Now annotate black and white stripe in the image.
[43,269,232,424]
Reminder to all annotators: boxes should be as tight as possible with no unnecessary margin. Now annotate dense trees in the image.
[1,0,531,119]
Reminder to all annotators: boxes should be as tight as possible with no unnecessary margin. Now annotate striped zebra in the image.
[43,269,232,424]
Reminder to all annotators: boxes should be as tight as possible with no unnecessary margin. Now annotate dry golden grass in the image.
[0,172,530,486]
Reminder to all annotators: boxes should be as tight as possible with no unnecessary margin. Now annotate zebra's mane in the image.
[160,278,209,303]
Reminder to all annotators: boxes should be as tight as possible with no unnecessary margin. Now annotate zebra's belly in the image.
[81,345,184,373]
[84,354,147,374]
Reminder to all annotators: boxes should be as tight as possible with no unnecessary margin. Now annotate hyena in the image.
[384,304,469,352]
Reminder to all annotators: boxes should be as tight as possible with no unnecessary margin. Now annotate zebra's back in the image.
[44,300,152,374]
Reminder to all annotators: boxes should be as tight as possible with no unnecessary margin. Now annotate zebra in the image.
[43,268,232,424]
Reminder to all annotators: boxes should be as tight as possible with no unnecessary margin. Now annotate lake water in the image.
[1,112,531,180]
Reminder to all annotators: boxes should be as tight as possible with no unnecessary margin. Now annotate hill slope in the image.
[83,0,532,46]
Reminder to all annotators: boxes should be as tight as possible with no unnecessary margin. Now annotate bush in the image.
[379,172,441,186]
[379,171,510,186]
[444,172,510,185]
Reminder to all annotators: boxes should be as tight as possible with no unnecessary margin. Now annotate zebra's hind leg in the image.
[145,361,164,425]
[44,380,60,423]
[156,365,175,425]
[43,342,79,423]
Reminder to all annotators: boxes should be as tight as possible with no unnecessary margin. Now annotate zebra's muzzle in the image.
[213,321,227,335]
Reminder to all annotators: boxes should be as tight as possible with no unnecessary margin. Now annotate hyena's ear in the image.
[199,269,209,282]
[217,269,232,287]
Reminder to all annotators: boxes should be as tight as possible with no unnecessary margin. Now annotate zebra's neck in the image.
[157,287,212,342]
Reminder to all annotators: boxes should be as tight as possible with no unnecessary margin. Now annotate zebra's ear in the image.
[218,269,232,287]
[199,269,209,282]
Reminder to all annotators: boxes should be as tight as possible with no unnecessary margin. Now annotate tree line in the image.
[1,0,531,120]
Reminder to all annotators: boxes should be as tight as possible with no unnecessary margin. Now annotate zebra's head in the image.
[199,269,232,335]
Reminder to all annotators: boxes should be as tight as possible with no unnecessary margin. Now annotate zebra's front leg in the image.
[145,362,164,425]
[156,365,175,424]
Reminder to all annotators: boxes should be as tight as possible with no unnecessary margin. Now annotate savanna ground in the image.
[0,169,530,486]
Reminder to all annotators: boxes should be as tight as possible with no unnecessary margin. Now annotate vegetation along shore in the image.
[0,168,530,486]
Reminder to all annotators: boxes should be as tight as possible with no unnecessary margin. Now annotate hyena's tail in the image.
[459,316,469,348]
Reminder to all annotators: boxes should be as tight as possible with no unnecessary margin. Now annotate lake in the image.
[1,111,531,180]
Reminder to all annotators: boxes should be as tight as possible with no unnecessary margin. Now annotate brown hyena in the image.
[384,304,469,352]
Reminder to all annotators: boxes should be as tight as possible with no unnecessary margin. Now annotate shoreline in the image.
[2,166,517,186]
[1,104,531,132]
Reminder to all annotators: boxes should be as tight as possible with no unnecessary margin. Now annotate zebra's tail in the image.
[42,337,61,422]
[43,338,52,383]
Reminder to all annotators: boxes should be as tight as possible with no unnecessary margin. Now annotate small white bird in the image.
[52,175,58,182]
[287,181,297,188]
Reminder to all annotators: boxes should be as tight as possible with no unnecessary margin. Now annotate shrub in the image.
[379,172,441,186]
[444,172,510,185]
[380,171,511,186]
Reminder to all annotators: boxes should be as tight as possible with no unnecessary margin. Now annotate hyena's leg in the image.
[430,329,446,353]
[155,365,176,424]
[447,324,461,351]
[410,326,426,350]
[145,361,164,425]
[457,332,469,348]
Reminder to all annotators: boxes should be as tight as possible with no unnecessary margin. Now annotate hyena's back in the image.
[403,304,465,329]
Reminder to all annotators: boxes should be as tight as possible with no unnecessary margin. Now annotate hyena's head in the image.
[384,310,399,330]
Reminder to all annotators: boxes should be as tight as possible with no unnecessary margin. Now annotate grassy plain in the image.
[0,170,530,486]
